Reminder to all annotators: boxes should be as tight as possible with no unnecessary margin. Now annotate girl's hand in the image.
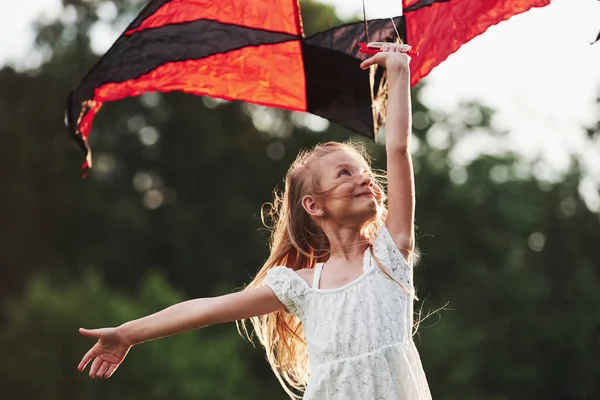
[360,43,411,72]
[77,327,133,378]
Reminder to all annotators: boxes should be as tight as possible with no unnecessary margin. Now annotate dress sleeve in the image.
[264,266,308,318]
[371,225,414,291]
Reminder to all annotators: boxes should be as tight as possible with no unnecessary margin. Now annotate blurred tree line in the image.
[1,0,599,399]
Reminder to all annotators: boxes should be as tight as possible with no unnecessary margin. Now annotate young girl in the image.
[78,44,432,399]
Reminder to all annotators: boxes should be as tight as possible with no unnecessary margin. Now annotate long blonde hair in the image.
[237,140,411,398]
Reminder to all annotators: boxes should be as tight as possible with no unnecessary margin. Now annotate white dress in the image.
[265,225,432,400]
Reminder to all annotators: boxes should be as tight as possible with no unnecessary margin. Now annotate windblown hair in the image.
[237,140,412,398]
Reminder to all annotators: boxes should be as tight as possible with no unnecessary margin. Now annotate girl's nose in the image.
[359,174,373,186]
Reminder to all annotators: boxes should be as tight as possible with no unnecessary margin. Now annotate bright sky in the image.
[1,0,599,208]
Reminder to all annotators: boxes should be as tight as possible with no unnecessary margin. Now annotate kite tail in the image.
[68,92,103,177]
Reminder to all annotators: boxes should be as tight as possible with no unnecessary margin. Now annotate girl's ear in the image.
[302,195,324,218]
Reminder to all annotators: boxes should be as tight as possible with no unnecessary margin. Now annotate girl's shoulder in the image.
[265,266,312,317]
[294,268,314,288]
[267,266,313,288]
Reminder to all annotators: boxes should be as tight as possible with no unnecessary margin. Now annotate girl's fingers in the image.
[397,44,412,53]
[96,361,110,378]
[361,53,383,70]
[360,58,374,70]
[89,356,104,378]
[78,347,97,371]
[79,327,102,338]
[361,43,410,70]
[105,363,119,378]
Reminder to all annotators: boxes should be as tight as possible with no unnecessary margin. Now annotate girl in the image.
[78,44,432,399]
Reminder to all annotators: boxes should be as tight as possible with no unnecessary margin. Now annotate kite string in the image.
[391,0,403,43]
[363,1,403,45]
[390,17,401,42]
[362,0,370,43]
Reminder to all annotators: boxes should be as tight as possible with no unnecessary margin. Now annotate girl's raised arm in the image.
[361,47,415,262]
[78,286,283,378]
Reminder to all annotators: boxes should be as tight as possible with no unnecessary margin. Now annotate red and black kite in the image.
[67,0,550,173]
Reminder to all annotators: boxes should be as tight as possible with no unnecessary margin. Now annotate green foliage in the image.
[402,95,600,400]
[0,270,263,400]
[299,0,346,37]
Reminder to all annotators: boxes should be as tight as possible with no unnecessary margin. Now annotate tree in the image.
[403,98,600,400]
[0,270,279,400]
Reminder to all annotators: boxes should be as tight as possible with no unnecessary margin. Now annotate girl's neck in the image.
[324,225,369,261]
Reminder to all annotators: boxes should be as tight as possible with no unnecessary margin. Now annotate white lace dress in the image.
[265,226,432,400]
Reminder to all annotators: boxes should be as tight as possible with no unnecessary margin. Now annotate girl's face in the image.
[312,150,382,225]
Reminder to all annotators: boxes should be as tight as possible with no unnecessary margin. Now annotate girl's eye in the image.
[338,169,351,177]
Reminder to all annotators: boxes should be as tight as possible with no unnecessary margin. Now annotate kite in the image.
[67,0,550,174]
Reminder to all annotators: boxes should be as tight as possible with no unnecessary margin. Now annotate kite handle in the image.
[358,42,420,57]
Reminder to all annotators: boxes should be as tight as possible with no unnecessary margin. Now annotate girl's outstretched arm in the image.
[78,286,283,378]
[361,46,415,261]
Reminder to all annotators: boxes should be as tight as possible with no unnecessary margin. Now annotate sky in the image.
[1,0,599,208]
